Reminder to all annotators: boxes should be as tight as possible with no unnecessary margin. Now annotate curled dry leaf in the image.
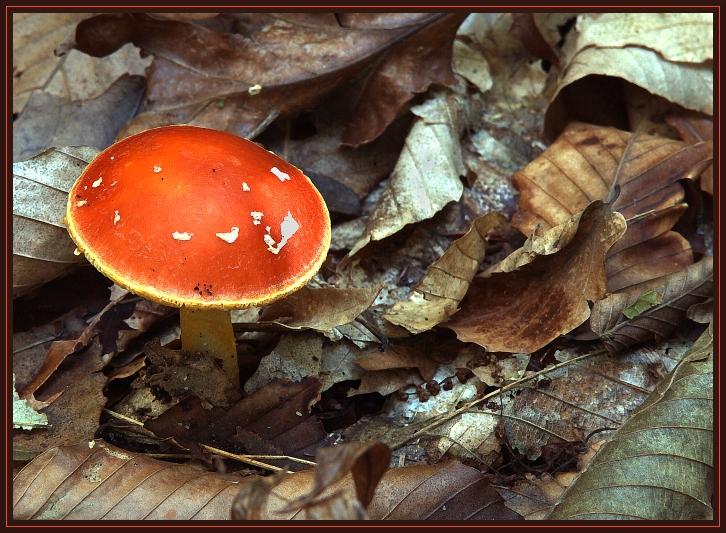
[447,201,626,353]
[13,75,146,162]
[665,111,714,195]
[13,440,243,520]
[346,91,475,259]
[13,146,97,296]
[342,13,465,146]
[548,323,713,520]
[146,378,329,469]
[233,442,390,520]
[546,13,713,136]
[512,122,712,292]
[591,257,713,353]
[384,213,506,334]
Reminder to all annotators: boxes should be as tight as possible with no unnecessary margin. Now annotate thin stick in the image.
[390,349,607,450]
[103,409,314,472]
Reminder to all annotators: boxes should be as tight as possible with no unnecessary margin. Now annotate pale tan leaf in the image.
[345,91,474,259]
[548,324,713,520]
[384,213,506,333]
[13,440,242,520]
[12,146,97,296]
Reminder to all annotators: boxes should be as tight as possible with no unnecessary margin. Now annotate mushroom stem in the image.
[180,308,239,387]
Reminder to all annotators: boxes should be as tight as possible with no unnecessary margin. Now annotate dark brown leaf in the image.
[13,440,243,520]
[665,111,714,195]
[591,257,713,352]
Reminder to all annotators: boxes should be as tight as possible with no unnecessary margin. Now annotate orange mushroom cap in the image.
[66,126,331,309]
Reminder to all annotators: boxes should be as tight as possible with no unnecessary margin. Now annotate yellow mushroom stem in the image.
[180,308,238,387]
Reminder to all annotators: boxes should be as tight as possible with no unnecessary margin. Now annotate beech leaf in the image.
[548,323,713,520]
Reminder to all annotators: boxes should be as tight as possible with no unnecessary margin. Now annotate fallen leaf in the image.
[621,289,662,319]
[342,13,465,146]
[547,13,713,136]
[233,442,390,520]
[452,39,493,94]
[447,201,626,353]
[666,111,714,195]
[13,75,145,161]
[345,91,475,259]
[591,257,713,353]
[243,334,363,394]
[12,13,92,114]
[355,344,438,382]
[74,13,450,139]
[512,122,712,292]
[146,378,329,469]
[384,213,506,334]
[12,146,97,296]
[13,440,243,520]
[548,323,713,520]
[12,375,48,430]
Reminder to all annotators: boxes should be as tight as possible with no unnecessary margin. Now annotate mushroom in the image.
[65,125,331,387]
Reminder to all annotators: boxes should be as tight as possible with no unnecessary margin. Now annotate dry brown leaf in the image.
[235,449,520,520]
[447,201,626,353]
[73,13,450,139]
[233,442,390,520]
[345,91,475,259]
[13,440,242,520]
[342,13,465,146]
[512,122,712,292]
[13,75,145,162]
[384,213,506,334]
[546,13,713,136]
[356,344,438,381]
[591,257,713,353]
[666,111,714,195]
[12,146,97,296]
[146,378,329,469]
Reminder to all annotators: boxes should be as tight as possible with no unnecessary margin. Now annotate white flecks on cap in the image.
[76,199,88,207]
[248,84,262,95]
[92,177,103,188]
[242,182,250,192]
[216,226,239,243]
[250,211,264,225]
[73,247,81,256]
[265,225,271,232]
[265,211,300,255]
[270,167,290,182]
[110,180,118,186]
[110,156,115,160]
[113,210,120,225]
[172,231,193,241]
[153,165,162,173]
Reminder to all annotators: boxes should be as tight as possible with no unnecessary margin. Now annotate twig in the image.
[389,349,607,451]
[102,409,315,473]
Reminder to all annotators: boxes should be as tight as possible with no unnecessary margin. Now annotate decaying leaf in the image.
[547,13,713,135]
[512,122,712,292]
[591,257,713,353]
[666,111,714,195]
[146,378,329,468]
[13,440,243,520]
[12,375,48,431]
[447,202,626,353]
[548,323,713,520]
[244,334,363,394]
[12,146,98,296]
[346,91,475,259]
[342,13,465,146]
[233,442,390,520]
[384,213,506,334]
[13,75,145,162]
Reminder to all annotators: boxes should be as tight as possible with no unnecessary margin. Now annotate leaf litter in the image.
[12,11,714,522]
